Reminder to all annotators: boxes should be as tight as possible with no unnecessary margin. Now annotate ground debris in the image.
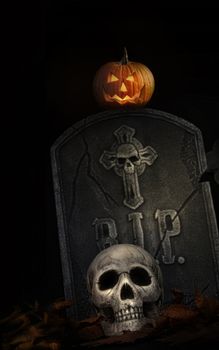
[1,290,219,349]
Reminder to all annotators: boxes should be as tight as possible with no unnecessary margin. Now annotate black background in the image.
[1,2,219,314]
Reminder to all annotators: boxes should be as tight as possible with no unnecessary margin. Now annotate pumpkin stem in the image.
[120,47,129,65]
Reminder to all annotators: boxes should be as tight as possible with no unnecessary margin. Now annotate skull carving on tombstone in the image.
[87,244,163,336]
[115,143,143,176]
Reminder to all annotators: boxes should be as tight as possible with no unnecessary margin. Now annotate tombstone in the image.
[51,108,219,320]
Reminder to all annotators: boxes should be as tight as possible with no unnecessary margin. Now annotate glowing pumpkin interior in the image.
[104,67,146,105]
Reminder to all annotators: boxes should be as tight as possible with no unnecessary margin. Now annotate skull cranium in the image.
[87,244,163,336]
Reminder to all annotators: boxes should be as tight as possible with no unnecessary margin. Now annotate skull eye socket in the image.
[130,267,151,286]
[117,157,126,165]
[98,270,119,290]
[129,156,139,163]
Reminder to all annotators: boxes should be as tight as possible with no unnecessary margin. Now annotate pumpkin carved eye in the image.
[108,73,119,83]
[126,75,135,82]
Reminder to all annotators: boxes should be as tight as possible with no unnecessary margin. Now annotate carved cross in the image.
[100,125,158,210]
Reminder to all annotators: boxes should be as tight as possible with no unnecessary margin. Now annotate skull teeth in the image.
[115,307,144,323]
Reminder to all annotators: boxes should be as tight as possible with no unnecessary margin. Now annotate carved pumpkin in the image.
[93,48,155,108]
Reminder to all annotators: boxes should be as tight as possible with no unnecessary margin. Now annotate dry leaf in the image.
[195,290,219,320]
[27,325,43,338]
[77,315,102,328]
[50,299,73,312]
[171,288,184,304]
[16,341,34,350]
[36,340,61,350]
[78,324,104,341]
[161,304,198,323]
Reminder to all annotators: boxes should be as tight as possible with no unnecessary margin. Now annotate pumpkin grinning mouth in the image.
[103,89,143,104]
[111,94,137,102]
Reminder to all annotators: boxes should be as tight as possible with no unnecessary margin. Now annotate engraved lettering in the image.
[128,212,144,247]
[155,209,181,264]
[93,218,118,251]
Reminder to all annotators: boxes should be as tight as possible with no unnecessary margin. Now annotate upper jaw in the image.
[115,306,144,323]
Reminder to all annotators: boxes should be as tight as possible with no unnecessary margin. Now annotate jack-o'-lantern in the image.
[93,48,155,108]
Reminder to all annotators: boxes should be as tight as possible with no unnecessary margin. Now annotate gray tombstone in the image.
[51,108,219,320]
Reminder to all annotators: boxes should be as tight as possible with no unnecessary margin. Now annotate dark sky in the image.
[1,2,219,312]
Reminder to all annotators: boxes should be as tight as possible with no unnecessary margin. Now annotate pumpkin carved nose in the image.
[120,82,128,92]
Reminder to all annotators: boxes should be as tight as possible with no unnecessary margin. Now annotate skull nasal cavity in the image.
[121,283,134,300]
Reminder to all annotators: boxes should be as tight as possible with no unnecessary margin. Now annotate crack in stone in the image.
[70,252,95,318]
[68,151,87,221]
[154,187,199,259]
[81,133,119,207]
[185,282,210,305]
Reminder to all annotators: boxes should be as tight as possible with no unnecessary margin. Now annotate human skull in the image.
[87,244,163,336]
[115,143,141,176]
